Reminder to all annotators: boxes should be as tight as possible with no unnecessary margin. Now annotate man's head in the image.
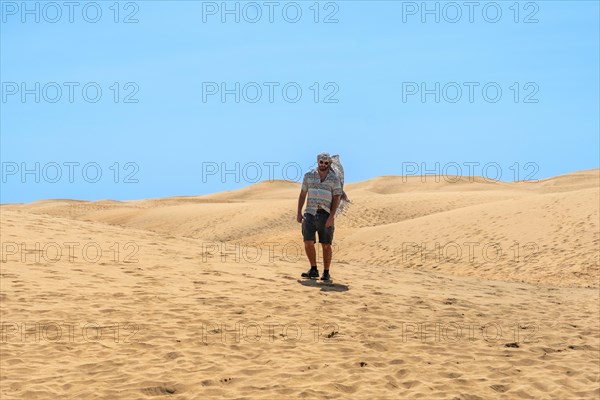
[317,152,331,171]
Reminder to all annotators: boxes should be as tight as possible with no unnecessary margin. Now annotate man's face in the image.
[318,159,330,171]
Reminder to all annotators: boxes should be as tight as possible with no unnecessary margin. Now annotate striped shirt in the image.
[301,168,343,216]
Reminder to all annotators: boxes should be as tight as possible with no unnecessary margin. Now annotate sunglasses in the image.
[319,160,330,165]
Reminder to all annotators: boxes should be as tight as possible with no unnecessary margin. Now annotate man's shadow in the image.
[297,279,349,292]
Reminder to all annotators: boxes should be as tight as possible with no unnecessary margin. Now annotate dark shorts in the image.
[302,209,334,244]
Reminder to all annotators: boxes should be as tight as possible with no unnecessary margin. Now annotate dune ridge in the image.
[7,169,599,287]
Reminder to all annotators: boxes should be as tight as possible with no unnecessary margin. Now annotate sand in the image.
[1,169,598,398]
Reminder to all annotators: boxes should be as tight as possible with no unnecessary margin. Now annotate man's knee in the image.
[304,240,315,247]
[321,243,332,250]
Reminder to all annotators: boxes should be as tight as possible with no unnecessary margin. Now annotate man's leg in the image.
[301,239,320,278]
[304,240,317,267]
[316,212,334,274]
[302,213,317,270]
[322,243,332,271]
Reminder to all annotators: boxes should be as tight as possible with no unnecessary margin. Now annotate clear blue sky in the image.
[1,0,598,203]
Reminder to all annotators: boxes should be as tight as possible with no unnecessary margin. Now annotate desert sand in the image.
[1,169,599,399]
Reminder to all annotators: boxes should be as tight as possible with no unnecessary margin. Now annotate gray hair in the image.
[316,152,331,161]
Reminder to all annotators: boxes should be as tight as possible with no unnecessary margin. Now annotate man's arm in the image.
[297,190,307,216]
[325,194,340,228]
[329,194,341,217]
[329,174,343,218]
[298,174,309,222]
[297,189,308,223]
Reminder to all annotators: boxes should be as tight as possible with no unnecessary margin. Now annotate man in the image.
[296,152,342,281]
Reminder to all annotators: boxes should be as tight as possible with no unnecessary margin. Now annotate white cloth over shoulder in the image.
[329,154,352,217]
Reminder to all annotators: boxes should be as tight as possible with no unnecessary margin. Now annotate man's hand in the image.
[297,213,303,223]
[325,215,334,228]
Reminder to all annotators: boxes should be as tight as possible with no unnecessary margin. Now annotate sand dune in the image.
[1,169,598,398]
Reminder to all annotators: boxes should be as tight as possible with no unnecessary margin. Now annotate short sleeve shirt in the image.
[301,169,343,216]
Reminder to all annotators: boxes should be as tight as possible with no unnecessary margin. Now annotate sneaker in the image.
[321,270,331,281]
[301,267,319,279]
